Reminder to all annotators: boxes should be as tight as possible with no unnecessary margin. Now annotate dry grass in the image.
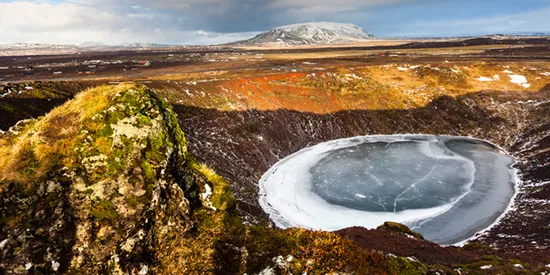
[235,39,413,50]
[0,83,136,186]
[258,45,515,61]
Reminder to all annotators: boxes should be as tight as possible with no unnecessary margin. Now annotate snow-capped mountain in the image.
[231,22,374,46]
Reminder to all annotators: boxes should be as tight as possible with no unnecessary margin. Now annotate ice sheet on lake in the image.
[259,135,516,245]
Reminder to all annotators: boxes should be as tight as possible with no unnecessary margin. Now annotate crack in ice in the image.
[366,191,388,212]
[393,157,440,212]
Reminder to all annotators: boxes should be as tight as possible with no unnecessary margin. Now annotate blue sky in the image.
[367,0,550,36]
[0,0,549,44]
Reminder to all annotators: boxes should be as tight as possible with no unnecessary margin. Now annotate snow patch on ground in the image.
[1,89,12,97]
[477,76,493,82]
[398,67,409,71]
[480,265,492,270]
[508,74,530,88]
[541,72,550,76]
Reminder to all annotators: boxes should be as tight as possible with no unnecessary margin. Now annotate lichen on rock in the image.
[0,83,200,273]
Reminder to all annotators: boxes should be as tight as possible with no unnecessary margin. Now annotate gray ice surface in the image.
[263,135,516,244]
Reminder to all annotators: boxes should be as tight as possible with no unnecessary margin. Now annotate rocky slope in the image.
[0,83,442,274]
[231,22,374,46]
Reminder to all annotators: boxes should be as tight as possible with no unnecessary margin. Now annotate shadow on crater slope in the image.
[173,85,550,262]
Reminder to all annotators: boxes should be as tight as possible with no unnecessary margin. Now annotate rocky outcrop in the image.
[0,83,212,273]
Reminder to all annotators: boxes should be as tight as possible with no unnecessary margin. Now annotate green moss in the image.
[463,241,492,252]
[378,222,424,240]
[189,159,235,211]
[150,132,165,151]
[141,160,155,183]
[481,255,504,263]
[0,103,18,114]
[90,199,119,222]
[387,257,428,275]
[106,150,125,173]
[126,195,149,208]
[136,113,152,127]
[97,124,114,137]
[18,147,40,178]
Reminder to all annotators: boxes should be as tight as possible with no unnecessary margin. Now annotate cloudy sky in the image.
[1,0,550,45]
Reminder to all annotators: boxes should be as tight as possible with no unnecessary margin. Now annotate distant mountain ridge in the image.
[0,42,188,56]
[231,22,374,46]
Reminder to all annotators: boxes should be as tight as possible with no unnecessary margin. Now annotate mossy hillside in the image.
[0,83,203,274]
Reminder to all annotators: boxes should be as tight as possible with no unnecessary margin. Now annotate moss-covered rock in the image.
[377,222,425,240]
[0,83,201,273]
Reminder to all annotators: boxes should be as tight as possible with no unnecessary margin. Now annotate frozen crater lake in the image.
[259,135,517,244]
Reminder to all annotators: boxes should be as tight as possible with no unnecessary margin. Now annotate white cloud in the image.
[0,1,257,44]
[269,0,407,12]
[393,7,550,37]
[0,1,117,32]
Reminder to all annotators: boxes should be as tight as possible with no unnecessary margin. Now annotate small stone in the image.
[46,181,61,193]
[25,263,32,270]
[258,267,275,275]
[0,239,8,249]
[286,255,294,262]
[51,260,60,271]
[139,264,149,275]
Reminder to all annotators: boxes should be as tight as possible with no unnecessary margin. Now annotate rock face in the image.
[232,22,374,46]
[0,83,211,273]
